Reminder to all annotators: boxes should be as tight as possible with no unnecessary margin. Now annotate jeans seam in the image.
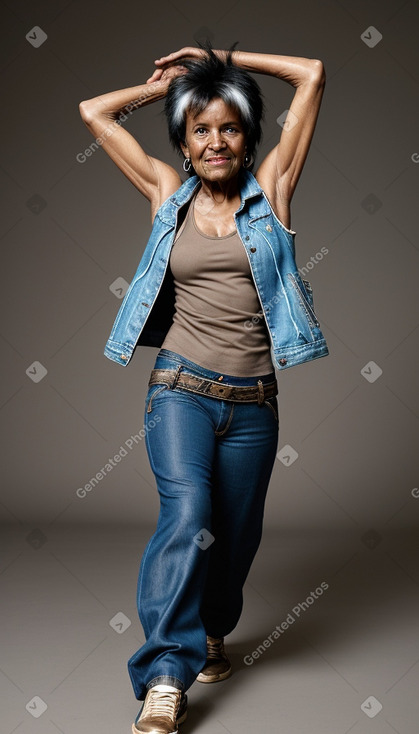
[146,384,169,413]
[214,404,235,436]
[146,675,185,692]
[136,533,157,639]
[264,398,279,423]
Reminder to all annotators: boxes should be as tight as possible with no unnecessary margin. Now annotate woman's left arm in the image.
[230,51,325,224]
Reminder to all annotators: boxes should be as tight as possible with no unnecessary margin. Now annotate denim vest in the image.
[104,170,329,371]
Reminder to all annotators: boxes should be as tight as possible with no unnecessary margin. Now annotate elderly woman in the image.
[79,43,328,734]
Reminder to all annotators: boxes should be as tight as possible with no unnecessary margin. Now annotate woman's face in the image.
[180,97,247,183]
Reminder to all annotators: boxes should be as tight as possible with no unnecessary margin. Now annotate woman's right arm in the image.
[79,66,185,221]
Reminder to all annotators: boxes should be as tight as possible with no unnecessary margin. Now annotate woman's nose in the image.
[208,131,225,149]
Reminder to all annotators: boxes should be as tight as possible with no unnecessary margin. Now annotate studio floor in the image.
[1,523,418,734]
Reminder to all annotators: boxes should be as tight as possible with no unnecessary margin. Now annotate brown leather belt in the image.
[148,368,278,405]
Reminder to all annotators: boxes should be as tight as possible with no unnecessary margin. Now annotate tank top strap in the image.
[174,190,197,243]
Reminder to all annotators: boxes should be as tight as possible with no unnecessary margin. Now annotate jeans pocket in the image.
[263,396,279,423]
[146,383,170,414]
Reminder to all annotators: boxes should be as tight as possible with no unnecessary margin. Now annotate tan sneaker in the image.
[196,635,232,683]
[132,687,187,734]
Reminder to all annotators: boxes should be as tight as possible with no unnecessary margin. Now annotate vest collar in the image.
[156,169,266,226]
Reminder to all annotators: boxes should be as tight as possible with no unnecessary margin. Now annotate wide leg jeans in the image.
[127,349,279,700]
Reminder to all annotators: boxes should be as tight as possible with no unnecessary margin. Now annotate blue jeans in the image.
[127,349,279,700]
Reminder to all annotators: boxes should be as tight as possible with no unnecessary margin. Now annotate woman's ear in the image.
[180,141,189,158]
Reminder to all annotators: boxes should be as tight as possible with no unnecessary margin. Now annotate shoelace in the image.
[142,690,180,719]
[206,637,226,659]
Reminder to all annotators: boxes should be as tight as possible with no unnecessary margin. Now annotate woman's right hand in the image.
[146,45,211,84]
[146,62,188,86]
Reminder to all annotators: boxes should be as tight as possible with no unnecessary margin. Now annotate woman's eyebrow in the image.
[191,120,241,128]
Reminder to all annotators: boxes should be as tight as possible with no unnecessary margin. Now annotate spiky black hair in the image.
[164,41,264,173]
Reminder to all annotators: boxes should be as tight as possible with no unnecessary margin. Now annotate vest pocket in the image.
[302,279,314,308]
[287,273,320,328]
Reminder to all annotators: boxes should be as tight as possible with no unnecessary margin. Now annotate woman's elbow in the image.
[310,59,326,84]
[78,99,100,123]
[79,100,90,121]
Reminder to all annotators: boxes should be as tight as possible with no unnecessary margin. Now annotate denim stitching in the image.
[214,404,235,436]
[146,384,169,413]
[146,675,185,692]
[264,398,279,423]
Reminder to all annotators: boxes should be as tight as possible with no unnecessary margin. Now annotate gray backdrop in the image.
[1,2,419,732]
[1,0,417,529]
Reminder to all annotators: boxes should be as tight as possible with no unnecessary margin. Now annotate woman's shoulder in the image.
[152,175,201,224]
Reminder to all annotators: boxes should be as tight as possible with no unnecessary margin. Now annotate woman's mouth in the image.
[205,157,230,166]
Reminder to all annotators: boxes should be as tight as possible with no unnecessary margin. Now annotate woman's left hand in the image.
[147,46,229,83]
[146,62,189,85]
[154,47,207,67]
[146,47,201,83]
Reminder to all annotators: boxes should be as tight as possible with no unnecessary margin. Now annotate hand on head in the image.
[146,63,189,85]
[146,47,208,84]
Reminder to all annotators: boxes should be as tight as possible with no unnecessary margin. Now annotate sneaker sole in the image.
[196,667,232,683]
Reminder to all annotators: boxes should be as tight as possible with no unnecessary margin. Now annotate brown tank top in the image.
[161,191,274,376]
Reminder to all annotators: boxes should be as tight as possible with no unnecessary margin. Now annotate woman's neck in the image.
[197,173,241,205]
